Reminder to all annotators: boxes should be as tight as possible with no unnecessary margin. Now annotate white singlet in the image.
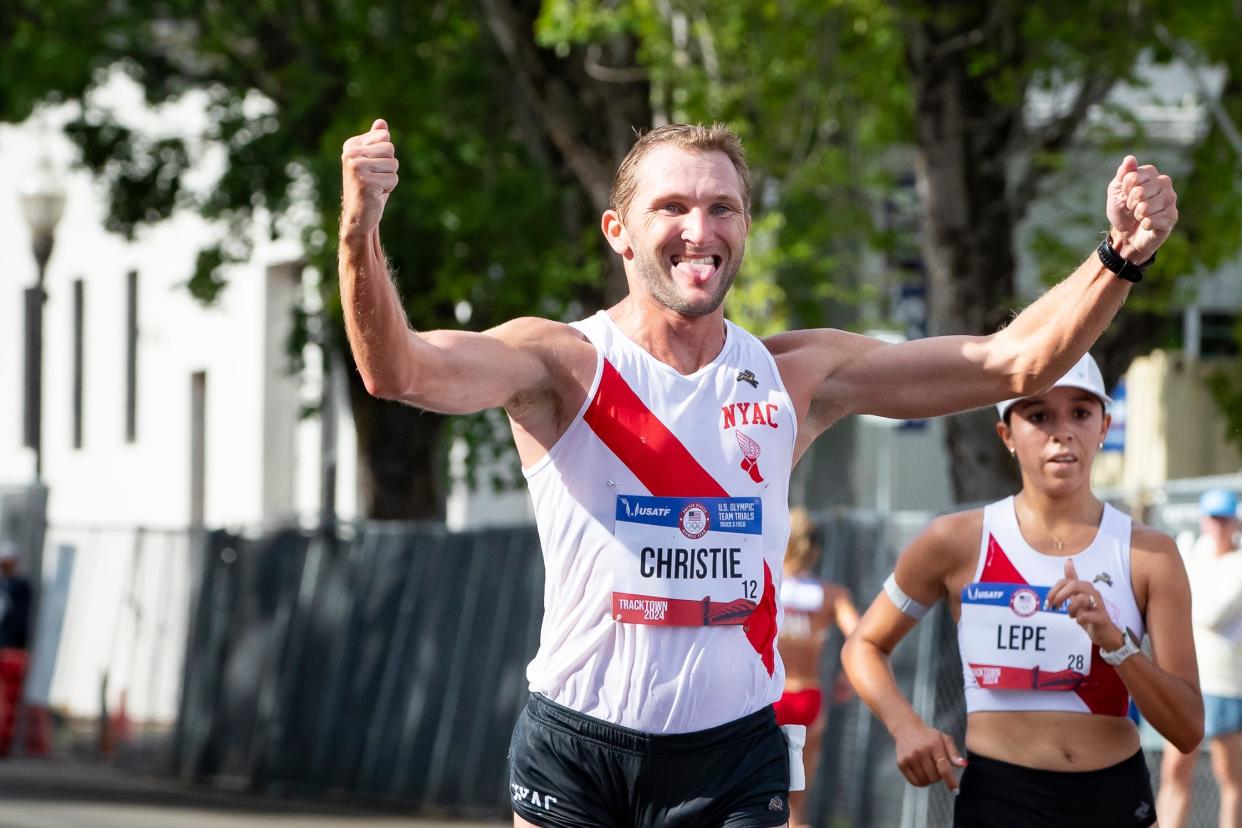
[780,574,825,640]
[958,496,1144,717]
[523,311,797,733]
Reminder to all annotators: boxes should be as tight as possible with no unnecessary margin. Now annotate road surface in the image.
[0,758,505,828]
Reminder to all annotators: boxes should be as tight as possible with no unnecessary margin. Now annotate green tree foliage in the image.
[532,0,1242,498]
[2,1,603,517]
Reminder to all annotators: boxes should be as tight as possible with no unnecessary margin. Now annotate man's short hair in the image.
[609,123,751,221]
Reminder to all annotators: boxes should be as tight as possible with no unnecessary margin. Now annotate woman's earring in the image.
[1008,448,1016,457]
[1098,442,1104,450]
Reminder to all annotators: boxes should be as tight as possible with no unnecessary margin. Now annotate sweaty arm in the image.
[339,119,578,417]
[841,514,972,792]
[773,156,1179,434]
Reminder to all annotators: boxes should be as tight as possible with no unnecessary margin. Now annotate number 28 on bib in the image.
[612,495,763,626]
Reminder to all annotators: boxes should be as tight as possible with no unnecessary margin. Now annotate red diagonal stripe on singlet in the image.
[1074,649,1129,716]
[584,359,728,498]
[584,357,777,674]
[978,534,1028,584]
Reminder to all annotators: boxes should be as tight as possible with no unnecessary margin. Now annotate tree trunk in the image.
[345,365,444,520]
[905,4,1024,502]
[335,4,653,520]
[480,0,653,303]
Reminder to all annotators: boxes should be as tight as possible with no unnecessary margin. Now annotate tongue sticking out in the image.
[675,260,716,282]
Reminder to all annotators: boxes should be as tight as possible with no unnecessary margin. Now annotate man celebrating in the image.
[339,119,1177,828]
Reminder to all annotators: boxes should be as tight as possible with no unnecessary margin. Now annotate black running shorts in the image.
[954,750,1156,828]
[508,693,790,828]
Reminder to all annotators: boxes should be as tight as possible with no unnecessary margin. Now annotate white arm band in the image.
[883,573,932,619]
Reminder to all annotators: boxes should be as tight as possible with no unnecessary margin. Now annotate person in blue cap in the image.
[1159,487,1242,828]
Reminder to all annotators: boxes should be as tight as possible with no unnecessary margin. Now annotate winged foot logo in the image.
[736,431,764,483]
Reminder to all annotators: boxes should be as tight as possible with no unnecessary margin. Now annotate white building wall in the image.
[0,101,355,529]
[0,83,358,722]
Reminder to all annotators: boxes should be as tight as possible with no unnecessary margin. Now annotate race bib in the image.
[959,583,1093,691]
[612,495,763,626]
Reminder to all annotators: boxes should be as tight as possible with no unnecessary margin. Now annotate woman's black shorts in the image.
[954,749,1156,828]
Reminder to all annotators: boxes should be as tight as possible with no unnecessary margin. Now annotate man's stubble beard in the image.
[631,243,744,318]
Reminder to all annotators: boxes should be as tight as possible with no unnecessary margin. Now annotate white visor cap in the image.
[996,353,1111,421]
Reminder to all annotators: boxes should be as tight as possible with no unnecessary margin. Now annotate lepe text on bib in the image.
[959,582,1093,691]
[613,495,763,626]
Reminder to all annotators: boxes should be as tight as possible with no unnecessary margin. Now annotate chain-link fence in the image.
[21,475,1242,824]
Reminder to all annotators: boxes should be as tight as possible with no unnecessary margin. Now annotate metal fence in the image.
[172,525,545,818]
[33,524,195,726]
[164,501,1242,824]
[161,510,937,822]
[20,474,1242,824]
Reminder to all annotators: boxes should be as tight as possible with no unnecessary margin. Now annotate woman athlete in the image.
[841,354,1202,827]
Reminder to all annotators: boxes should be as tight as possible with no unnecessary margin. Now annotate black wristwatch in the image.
[1097,235,1155,283]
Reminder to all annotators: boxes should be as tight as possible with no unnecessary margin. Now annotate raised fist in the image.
[1106,155,1178,264]
[341,118,399,239]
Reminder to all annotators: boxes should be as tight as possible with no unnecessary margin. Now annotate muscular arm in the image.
[338,120,581,418]
[771,157,1178,439]
[842,513,974,791]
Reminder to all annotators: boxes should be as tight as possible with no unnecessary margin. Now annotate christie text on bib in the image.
[613,495,762,626]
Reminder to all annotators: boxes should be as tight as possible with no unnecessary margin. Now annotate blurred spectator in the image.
[1159,488,1242,828]
[0,543,31,651]
[776,507,860,828]
[0,541,32,756]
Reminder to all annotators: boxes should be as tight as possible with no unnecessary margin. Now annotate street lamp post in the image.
[19,156,67,483]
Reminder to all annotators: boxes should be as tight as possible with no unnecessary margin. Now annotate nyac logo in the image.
[721,401,782,430]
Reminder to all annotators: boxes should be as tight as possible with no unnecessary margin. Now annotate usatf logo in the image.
[1010,587,1039,617]
[679,503,710,539]
[736,369,759,388]
[1092,572,1114,588]
[620,498,672,519]
[736,431,764,483]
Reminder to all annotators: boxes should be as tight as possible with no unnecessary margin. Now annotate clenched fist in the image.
[1105,155,1178,264]
[341,118,399,240]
